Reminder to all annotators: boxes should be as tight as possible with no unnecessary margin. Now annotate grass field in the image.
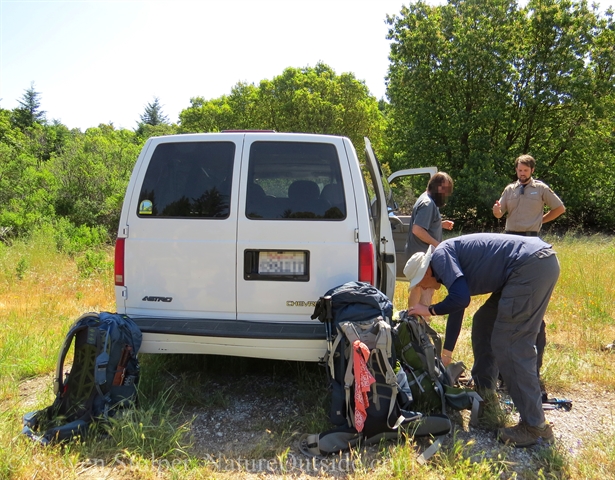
[1,232,614,479]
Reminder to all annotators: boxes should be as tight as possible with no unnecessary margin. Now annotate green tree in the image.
[12,82,46,129]
[48,124,142,234]
[0,139,58,237]
[386,0,615,231]
[136,97,177,138]
[139,97,169,126]
[179,63,386,152]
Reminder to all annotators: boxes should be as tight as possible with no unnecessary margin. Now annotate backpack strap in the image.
[328,331,343,378]
[416,319,437,381]
[53,313,100,395]
[433,377,447,414]
[340,322,360,427]
[372,320,408,430]
[373,320,396,385]
[94,323,114,417]
[468,391,482,426]
[417,436,445,464]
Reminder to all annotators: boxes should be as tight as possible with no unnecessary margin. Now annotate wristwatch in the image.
[428,305,436,316]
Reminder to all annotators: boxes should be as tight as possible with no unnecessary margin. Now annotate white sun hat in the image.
[403,245,434,288]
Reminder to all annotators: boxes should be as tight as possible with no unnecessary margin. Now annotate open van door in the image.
[387,167,438,279]
[363,138,396,298]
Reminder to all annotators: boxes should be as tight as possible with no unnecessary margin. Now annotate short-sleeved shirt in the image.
[431,233,552,295]
[404,191,442,256]
[499,178,564,232]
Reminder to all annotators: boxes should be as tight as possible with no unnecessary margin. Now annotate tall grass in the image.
[1,232,614,478]
[392,233,615,390]
[0,229,114,396]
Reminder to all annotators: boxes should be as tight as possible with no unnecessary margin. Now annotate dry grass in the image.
[393,233,615,391]
[1,232,614,479]
[0,234,114,400]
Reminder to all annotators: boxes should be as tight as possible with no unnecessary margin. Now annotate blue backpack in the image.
[304,282,451,461]
[21,312,142,444]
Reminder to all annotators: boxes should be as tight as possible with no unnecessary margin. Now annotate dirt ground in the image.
[16,365,615,479]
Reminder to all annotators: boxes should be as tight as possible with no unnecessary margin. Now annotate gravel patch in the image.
[16,368,615,478]
[181,377,615,478]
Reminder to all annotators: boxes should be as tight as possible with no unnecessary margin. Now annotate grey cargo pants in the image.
[471,249,560,427]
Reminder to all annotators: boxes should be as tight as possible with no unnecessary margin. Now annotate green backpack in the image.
[393,311,482,421]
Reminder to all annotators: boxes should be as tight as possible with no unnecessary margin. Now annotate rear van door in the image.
[119,135,240,319]
[236,134,358,322]
[363,138,397,297]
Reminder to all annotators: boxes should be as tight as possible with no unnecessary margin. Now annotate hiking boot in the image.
[497,422,554,447]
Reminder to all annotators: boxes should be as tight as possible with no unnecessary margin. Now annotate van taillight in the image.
[358,242,374,285]
[114,238,125,286]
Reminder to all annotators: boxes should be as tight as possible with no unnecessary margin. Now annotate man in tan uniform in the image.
[493,154,565,235]
[493,154,565,398]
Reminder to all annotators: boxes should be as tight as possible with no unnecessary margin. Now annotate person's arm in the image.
[412,224,439,248]
[409,276,470,318]
[542,204,566,223]
[432,277,470,314]
[442,220,454,230]
[441,309,464,364]
[421,277,470,366]
[493,197,505,218]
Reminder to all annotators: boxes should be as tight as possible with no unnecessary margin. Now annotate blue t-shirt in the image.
[431,233,551,294]
[430,233,552,351]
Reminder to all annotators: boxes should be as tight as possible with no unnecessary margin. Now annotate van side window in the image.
[137,142,235,218]
[246,141,346,220]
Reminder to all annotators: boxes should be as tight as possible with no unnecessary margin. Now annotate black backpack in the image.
[21,312,142,444]
[301,283,451,460]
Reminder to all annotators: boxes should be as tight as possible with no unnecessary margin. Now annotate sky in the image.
[1,0,614,132]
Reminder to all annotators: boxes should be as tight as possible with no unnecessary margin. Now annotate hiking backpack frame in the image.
[302,282,451,461]
[21,312,142,445]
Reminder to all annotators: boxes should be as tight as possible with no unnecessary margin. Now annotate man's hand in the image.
[442,220,454,230]
[441,349,453,367]
[493,200,503,218]
[408,303,430,318]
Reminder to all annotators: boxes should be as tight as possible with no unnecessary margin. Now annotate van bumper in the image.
[133,318,327,362]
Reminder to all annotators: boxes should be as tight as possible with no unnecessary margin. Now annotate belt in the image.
[505,231,539,237]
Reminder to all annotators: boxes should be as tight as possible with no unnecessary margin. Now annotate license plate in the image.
[258,251,306,275]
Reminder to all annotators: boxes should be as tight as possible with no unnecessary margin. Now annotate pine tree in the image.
[139,97,169,126]
[13,82,46,128]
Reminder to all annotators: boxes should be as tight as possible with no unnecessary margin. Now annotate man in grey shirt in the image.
[404,233,560,447]
[404,172,454,310]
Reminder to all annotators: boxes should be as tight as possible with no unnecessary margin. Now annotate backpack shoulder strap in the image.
[411,316,438,381]
[373,319,396,385]
[327,331,343,379]
[339,322,359,427]
[339,321,360,345]
[53,313,100,395]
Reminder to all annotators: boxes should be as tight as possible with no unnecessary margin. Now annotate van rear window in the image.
[137,142,235,218]
[246,142,346,220]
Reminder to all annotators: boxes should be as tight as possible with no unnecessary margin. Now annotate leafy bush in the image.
[51,218,110,256]
[76,249,112,277]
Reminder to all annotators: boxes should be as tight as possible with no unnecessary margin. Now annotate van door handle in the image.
[244,250,258,277]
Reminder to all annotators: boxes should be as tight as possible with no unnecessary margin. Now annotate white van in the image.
[114,132,434,361]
